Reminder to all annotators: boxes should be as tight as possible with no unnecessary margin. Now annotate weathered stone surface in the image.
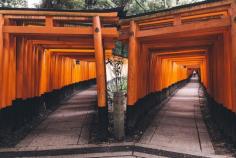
[139,80,215,157]
[17,86,97,148]
[8,81,222,158]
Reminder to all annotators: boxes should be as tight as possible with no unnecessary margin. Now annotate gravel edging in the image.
[198,85,236,157]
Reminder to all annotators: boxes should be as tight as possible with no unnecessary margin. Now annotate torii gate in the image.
[117,0,236,138]
[0,8,120,134]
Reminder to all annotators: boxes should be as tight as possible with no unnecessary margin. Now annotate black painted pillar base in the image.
[126,105,136,135]
[98,107,109,140]
[12,98,23,130]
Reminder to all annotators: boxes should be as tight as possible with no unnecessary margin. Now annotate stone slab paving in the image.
[16,86,97,149]
[0,80,232,158]
[139,78,216,157]
[22,155,143,158]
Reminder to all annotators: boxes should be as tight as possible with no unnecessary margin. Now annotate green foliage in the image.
[0,0,27,8]
[38,0,166,15]
[113,41,128,58]
[40,0,85,9]
[91,0,166,15]
[147,0,165,11]
[38,0,206,16]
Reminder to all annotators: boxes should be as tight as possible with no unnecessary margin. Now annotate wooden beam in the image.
[49,49,112,54]
[31,40,93,45]
[40,45,93,49]
[53,52,94,56]
[137,18,230,38]
[93,16,107,108]
[50,49,95,53]
[3,26,93,34]
[156,53,207,59]
[56,55,111,59]
[3,26,118,37]
[142,38,215,48]
[151,48,207,55]
[159,54,206,60]
[30,39,115,49]
[181,11,228,21]
[140,34,219,43]
[59,55,94,58]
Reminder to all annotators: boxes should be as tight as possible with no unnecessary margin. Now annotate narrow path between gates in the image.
[137,77,216,157]
[16,86,97,149]
[0,79,231,158]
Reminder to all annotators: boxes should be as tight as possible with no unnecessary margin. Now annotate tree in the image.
[113,41,128,58]
[177,0,204,6]
[38,0,164,15]
[147,0,165,11]
[38,0,205,16]
[40,0,85,9]
[0,0,27,8]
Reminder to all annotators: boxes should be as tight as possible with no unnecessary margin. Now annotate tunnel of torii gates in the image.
[0,0,236,133]
[120,0,236,115]
[0,8,119,130]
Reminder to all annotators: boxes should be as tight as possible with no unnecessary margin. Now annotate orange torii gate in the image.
[0,8,120,133]
[119,0,236,139]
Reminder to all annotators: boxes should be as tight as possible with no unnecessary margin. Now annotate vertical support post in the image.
[16,37,24,99]
[7,35,16,106]
[127,21,138,106]
[174,15,181,26]
[231,1,236,112]
[223,31,232,109]
[0,14,4,108]
[93,16,108,138]
[2,33,10,107]
[2,17,11,107]
[45,16,53,27]
[126,20,138,132]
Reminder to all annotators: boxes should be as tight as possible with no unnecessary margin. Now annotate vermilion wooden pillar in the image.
[7,35,16,106]
[93,16,108,137]
[126,20,139,132]
[231,0,236,112]
[127,21,138,106]
[0,15,4,108]
[16,37,24,99]
[1,33,10,107]
[223,31,233,109]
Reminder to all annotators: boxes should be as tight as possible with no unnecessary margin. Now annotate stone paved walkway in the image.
[139,77,215,157]
[16,86,97,149]
[0,80,231,158]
